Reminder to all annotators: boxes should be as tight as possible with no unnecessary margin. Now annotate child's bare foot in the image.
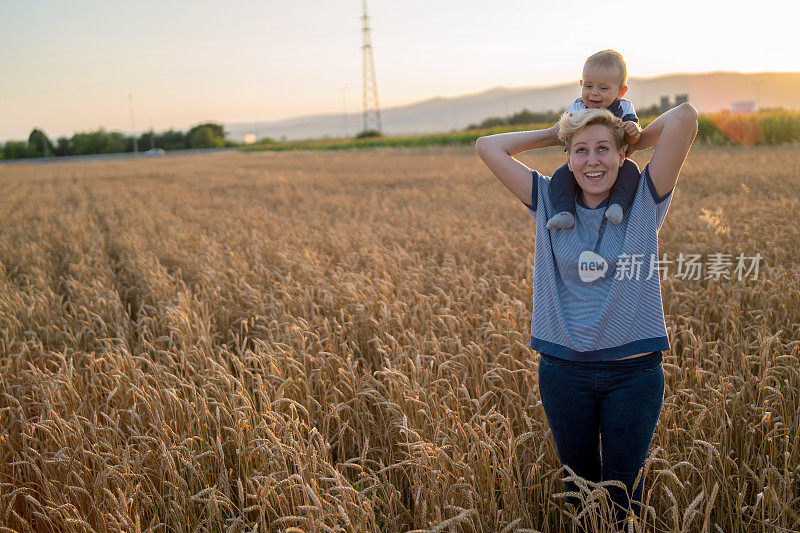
[605,203,623,224]
[546,211,575,229]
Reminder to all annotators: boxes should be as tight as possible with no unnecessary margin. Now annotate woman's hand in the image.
[475,125,562,206]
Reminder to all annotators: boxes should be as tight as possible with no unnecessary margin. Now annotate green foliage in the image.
[55,137,72,156]
[70,129,126,155]
[466,107,800,148]
[636,104,662,119]
[3,109,799,160]
[355,129,382,139]
[696,115,731,145]
[189,125,225,148]
[472,116,506,129]
[467,108,562,130]
[239,122,554,153]
[0,132,54,159]
[695,110,800,146]
[154,129,188,151]
[240,108,800,154]
[138,131,156,151]
[28,129,55,157]
[2,140,34,159]
[187,122,226,148]
[188,122,224,139]
[2,123,228,159]
[760,110,800,144]
[507,108,561,125]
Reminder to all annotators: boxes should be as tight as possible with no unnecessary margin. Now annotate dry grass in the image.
[0,145,798,532]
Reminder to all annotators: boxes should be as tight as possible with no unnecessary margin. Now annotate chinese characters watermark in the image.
[579,252,762,282]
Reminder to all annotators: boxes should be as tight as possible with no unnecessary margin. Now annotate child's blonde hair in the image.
[583,50,627,87]
[557,108,626,152]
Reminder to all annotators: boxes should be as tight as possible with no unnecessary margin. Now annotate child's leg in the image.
[605,159,641,223]
[546,163,577,229]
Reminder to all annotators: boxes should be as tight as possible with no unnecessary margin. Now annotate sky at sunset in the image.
[2,0,799,141]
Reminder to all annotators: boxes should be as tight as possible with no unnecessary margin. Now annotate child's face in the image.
[580,66,627,109]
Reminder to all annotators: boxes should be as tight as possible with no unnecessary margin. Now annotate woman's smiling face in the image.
[566,124,626,207]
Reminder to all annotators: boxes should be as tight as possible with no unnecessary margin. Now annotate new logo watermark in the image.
[578,251,608,282]
[577,252,763,282]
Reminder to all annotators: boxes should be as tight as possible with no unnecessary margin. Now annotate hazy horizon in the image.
[2,0,799,142]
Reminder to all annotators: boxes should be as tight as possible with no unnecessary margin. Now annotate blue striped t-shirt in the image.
[567,97,639,123]
[522,165,673,361]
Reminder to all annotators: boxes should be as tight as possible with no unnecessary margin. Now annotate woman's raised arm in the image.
[629,103,698,198]
[475,125,562,206]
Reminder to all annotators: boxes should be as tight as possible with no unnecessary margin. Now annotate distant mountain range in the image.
[226,72,800,142]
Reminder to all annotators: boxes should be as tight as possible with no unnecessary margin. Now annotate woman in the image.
[475,104,698,528]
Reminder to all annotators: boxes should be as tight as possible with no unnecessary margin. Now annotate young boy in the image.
[546,50,642,229]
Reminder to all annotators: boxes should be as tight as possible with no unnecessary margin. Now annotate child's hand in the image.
[623,121,641,144]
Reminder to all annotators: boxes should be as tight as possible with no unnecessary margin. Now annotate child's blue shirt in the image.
[567,98,639,123]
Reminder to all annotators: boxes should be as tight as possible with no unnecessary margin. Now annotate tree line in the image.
[1,123,230,159]
[465,104,664,131]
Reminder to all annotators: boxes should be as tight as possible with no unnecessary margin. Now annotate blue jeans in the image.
[537,351,664,528]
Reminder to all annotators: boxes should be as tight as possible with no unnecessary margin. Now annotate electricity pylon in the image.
[360,0,382,135]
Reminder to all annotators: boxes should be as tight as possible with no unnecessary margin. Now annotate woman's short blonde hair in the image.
[557,108,626,152]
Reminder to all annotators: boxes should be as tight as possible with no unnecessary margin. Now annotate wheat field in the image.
[0,146,798,532]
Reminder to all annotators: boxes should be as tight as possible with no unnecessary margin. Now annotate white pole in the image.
[149,118,155,150]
